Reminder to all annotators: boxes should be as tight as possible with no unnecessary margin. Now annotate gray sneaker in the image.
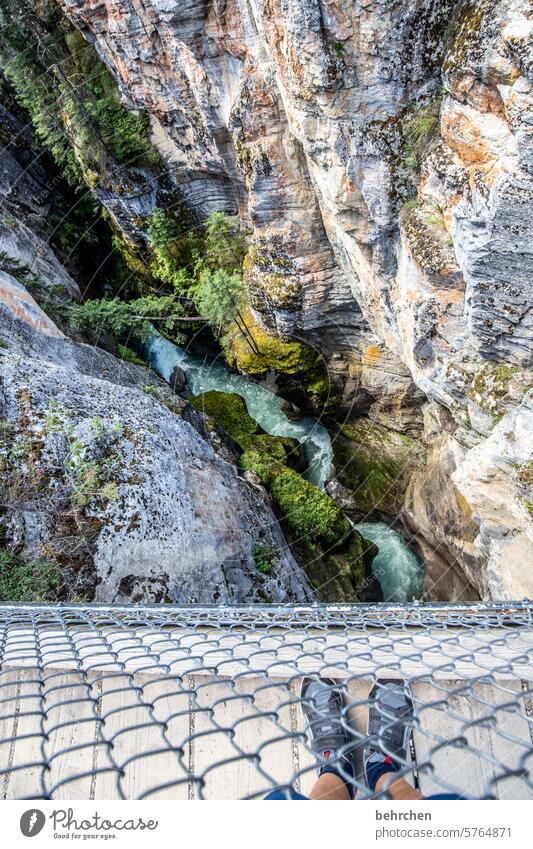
[300,677,355,791]
[363,679,413,790]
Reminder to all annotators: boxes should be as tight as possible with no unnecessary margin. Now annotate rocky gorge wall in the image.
[1,0,532,601]
[0,277,316,604]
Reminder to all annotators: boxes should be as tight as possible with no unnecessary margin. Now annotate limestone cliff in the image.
[1,0,532,600]
[0,277,314,603]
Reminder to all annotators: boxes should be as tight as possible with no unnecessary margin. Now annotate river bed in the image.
[146,333,424,602]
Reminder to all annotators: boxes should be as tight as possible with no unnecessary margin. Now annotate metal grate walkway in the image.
[0,603,532,800]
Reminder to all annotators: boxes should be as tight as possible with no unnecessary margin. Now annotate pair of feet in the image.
[301,677,413,799]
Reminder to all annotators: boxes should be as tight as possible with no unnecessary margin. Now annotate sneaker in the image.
[363,679,413,792]
[300,677,355,793]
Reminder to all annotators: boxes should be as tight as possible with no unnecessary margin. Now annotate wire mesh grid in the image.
[0,602,532,801]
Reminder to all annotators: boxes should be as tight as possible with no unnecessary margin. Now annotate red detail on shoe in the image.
[384,756,393,766]
[323,751,330,760]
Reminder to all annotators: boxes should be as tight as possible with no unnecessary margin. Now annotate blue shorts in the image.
[264,789,462,800]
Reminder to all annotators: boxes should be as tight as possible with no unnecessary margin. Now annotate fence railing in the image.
[0,602,531,800]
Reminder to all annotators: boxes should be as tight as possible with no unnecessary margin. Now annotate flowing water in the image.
[355,521,424,603]
[146,332,424,601]
[146,333,333,488]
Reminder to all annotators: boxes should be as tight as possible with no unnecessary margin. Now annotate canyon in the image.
[0,0,531,603]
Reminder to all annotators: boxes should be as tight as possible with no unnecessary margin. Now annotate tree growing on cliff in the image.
[192,268,246,336]
[147,207,194,291]
[68,294,193,345]
[190,214,259,354]
[203,211,247,274]
[146,207,259,353]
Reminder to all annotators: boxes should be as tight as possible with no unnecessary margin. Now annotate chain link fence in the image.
[0,602,532,800]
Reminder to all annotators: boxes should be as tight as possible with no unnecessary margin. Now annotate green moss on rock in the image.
[468,362,528,428]
[226,307,315,376]
[191,390,377,601]
[269,466,351,547]
[191,391,258,448]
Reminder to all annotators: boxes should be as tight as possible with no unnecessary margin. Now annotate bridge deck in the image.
[1,667,531,800]
[0,605,531,800]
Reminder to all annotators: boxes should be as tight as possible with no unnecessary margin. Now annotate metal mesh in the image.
[0,602,532,801]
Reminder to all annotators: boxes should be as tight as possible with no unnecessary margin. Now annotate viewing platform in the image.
[1,602,531,800]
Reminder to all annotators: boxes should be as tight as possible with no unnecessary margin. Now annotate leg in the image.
[309,771,351,801]
[364,680,418,798]
[375,771,424,800]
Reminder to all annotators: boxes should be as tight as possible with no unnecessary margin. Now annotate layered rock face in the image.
[0,103,81,301]
[0,286,313,604]
[2,0,532,600]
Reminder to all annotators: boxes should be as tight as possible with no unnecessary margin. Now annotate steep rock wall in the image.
[0,285,314,603]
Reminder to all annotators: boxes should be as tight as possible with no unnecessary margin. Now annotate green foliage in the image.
[184,389,376,601]
[252,543,279,575]
[403,101,440,171]
[0,12,82,183]
[0,3,157,186]
[192,390,349,550]
[269,467,351,547]
[240,445,350,548]
[191,391,257,447]
[70,208,248,351]
[0,547,62,602]
[116,345,146,366]
[147,208,247,325]
[43,402,123,509]
[401,197,421,212]
[142,385,160,397]
[147,207,195,291]
[203,212,247,274]
[0,251,37,282]
[332,40,346,57]
[192,269,246,336]
[68,294,187,345]
[147,207,182,253]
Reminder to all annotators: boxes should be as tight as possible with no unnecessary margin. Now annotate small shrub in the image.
[0,548,62,602]
[116,344,146,366]
[252,543,279,574]
[142,384,160,397]
[403,101,440,171]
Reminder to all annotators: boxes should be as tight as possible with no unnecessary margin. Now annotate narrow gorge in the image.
[0,0,531,606]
